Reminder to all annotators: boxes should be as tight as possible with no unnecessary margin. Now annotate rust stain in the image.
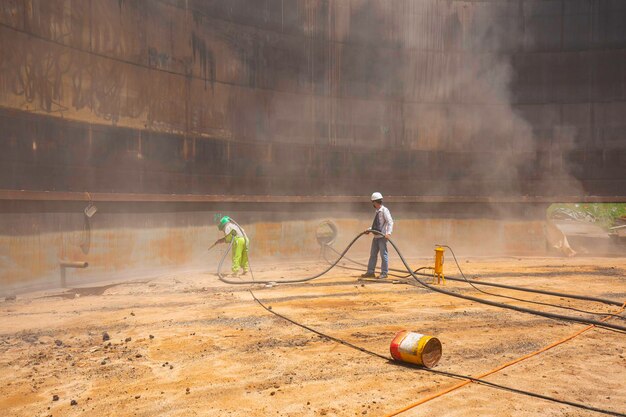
[0,236,42,284]
[90,229,136,271]
[0,0,623,199]
[148,228,193,266]
[251,223,283,257]
[0,216,551,293]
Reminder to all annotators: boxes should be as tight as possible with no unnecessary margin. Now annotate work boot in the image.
[360,272,376,278]
[378,274,388,279]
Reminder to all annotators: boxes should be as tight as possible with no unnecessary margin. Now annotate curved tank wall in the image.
[0,0,625,198]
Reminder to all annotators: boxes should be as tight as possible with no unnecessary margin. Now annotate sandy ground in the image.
[1,255,625,417]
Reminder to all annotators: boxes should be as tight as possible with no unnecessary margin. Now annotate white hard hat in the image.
[370,192,383,201]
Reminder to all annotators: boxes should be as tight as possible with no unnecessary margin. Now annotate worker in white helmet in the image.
[361,192,393,279]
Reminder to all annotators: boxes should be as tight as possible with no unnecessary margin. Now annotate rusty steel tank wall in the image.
[0,0,625,198]
[0,199,548,296]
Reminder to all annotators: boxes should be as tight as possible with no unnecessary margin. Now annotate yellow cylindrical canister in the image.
[434,246,445,276]
[389,330,442,368]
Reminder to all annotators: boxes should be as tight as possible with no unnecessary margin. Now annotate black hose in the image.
[324,244,624,307]
[215,231,626,416]
[378,232,626,333]
[249,289,626,417]
[323,245,626,320]
[216,230,626,332]
[445,276,623,307]
[439,244,626,321]
[216,231,371,285]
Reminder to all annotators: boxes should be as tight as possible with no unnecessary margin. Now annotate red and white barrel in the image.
[390,330,442,368]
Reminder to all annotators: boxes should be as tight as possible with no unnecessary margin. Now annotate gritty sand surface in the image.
[1,255,625,417]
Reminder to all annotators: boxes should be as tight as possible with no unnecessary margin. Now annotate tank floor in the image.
[1,256,625,416]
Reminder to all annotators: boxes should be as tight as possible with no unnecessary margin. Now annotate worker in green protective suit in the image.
[213,216,249,275]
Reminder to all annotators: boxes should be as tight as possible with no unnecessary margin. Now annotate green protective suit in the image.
[225,231,249,273]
